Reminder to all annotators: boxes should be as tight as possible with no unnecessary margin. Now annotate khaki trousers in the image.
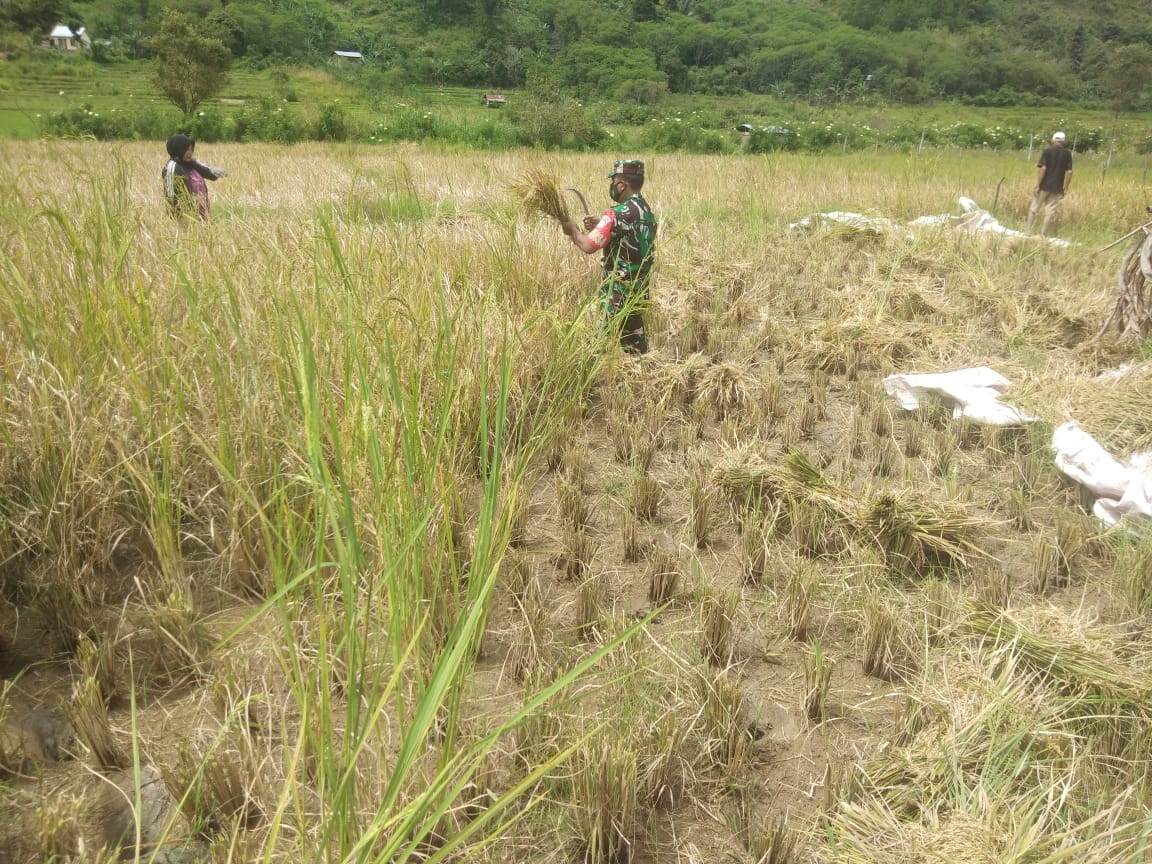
[1028,190,1064,235]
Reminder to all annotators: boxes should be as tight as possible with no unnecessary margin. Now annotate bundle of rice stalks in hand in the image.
[510,168,571,224]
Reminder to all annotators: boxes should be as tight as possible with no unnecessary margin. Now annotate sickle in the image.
[566,188,590,216]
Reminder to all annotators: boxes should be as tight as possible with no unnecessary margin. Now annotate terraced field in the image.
[0,56,495,138]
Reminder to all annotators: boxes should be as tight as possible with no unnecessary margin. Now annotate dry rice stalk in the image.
[69,675,128,771]
[748,815,799,864]
[648,549,680,606]
[509,168,571,223]
[561,526,596,581]
[1096,228,1152,342]
[621,510,642,564]
[964,605,1152,717]
[859,489,989,578]
[803,640,833,723]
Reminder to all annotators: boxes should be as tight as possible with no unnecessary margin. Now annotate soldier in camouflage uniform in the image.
[562,159,658,353]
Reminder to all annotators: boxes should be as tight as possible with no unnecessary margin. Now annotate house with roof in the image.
[331,50,363,62]
[48,24,92,51]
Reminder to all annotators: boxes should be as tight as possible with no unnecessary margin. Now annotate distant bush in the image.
[505,94,605,150]
[641,114,730,154]
[234,99,307,143]
[313,102,349,141]
[40,103,170,140]
[745,127,799,153]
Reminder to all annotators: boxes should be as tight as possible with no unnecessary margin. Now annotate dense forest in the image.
[3,0,1152,108]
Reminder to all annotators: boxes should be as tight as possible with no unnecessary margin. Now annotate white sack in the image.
[882,366,1037,426]
[1051,421,1152,526]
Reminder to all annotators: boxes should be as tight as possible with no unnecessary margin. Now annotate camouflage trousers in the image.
[600,280,649,354]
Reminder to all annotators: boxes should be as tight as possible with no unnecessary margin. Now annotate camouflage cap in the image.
[606,159,645,178]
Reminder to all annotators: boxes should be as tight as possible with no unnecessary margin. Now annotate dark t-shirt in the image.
[1037,146,1072,193]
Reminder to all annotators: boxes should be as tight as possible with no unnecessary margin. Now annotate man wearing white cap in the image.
[1027,131,1072,236]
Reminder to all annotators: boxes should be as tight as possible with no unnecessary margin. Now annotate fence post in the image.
[918,129,925,154]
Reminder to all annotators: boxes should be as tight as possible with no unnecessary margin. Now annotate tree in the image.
[1099,43,1152,117]
[147,9,232,117]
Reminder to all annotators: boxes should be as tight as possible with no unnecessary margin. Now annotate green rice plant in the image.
[803,640,833,723]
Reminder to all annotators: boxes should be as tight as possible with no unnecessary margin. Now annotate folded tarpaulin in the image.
[882,366,1037,426]
[1051,421,1152,526]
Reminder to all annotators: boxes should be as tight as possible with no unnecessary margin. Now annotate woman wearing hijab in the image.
[161,133,227,220]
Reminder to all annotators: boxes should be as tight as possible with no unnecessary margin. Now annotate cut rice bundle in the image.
[510,169,571,223]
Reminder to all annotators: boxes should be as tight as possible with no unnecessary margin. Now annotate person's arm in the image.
[1062,168,1071,194]
[562,210,613,255]
[1034,152,1048,194]
[191,160,226,181]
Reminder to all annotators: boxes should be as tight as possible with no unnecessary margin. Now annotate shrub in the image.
[313,102,350,142]
[187,108,229,143]
[40,103,171,141]
[641,114,730,154]
[506,95,605,150]
[234,99,307,143]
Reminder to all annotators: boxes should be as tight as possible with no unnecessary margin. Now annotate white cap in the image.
[1053,131,1066,141]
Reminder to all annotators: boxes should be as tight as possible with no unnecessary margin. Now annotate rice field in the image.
[1,141,1151,864]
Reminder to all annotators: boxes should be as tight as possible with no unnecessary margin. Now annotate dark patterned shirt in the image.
[587,194,657,290]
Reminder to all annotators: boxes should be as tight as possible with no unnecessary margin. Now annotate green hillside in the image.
[2,0,1151,141]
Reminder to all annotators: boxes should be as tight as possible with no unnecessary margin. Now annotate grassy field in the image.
[1,141,1151,864]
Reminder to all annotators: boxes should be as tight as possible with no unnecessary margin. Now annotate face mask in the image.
[609,180,625,203]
